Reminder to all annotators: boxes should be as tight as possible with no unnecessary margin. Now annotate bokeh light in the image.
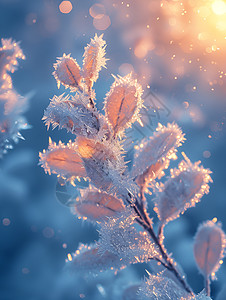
[59,1,73,14]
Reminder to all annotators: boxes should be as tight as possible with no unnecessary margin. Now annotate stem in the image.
[205,277,210,297]
[157,223,164,241]
[131,197,194,296]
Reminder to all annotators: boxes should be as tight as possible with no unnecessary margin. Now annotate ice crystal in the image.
[66,243,124,274]
[0,38,29,157]
[40,34,225,298]
[43,93,100,138]
[99,209,158,265]
[137,274,189,299]
[193,220,226,280]
[154,153,212,225]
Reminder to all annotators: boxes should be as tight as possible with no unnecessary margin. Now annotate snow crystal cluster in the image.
[0,38,29,157]
[39,35,225,299]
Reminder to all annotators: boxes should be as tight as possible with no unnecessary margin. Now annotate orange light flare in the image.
[59,1,73,14]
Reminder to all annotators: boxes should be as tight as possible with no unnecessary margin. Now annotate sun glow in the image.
[211,0,226,15]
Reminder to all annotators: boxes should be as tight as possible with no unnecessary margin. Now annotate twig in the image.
[129,195,194,296]
[205,277,210,297]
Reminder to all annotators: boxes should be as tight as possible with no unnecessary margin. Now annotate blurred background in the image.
[0,0,226,299]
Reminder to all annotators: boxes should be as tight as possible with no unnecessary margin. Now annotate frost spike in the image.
[99,209,158,265]
[42,93,100,138]
[137,274,189,299]
[104,73,143,137]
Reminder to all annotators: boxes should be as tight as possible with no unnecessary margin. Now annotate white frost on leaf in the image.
[137,274,189,299]
[72,187,125,222]
[154,153,212,225]
[76,136,135,198]
[82,34,107,91]
[43,93,100,138]
[99,209,158,265]
[132,122,185,191]
[193,220,226,280]
[66,243,125,274]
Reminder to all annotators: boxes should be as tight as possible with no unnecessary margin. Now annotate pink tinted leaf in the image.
[82,34,107,91]
[132,123,185,191]
[53,54,82,90]
[39,138,86,181]
[193,220,226,279]
[154,153,212,225]
[73,188,125,222]
[104,73,143,137]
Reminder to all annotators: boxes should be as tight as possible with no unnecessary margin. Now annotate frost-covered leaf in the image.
[154,153,212,225]
[137,274,189,300]
[76,136,135,197]
[53,54,82,90]
[193,220,226,280]
[43,93,100,138]
[66,243,124,274]
[39,138,86,182]
[73,188,125,222]
[104,73,143,137]
[132,123,185,191]
[99,209,158,265]
[82,34,107,91]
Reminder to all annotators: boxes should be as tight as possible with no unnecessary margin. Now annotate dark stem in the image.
[205,277,210,297]
[130,196,194,296]
[157,223,164,241]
